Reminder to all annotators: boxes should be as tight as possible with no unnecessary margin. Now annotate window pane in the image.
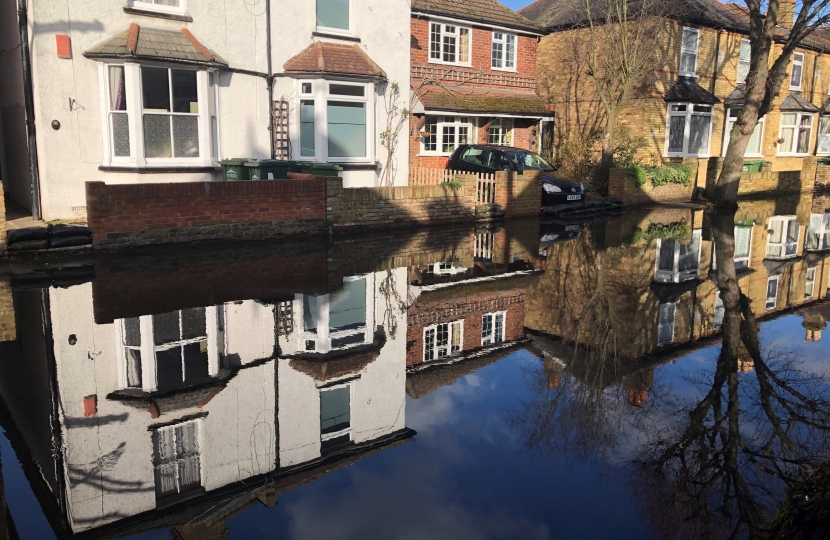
[172,116,200,158]
[443,34,457,63]
[495,313,504,343]
[327,101,366,158]
[781,113,797,127]
[442,125,456,153]
[680,51,696,73]
[459,28,470,63]
[142,67,171,112]
[682,29,698,51]
[658,239,676,271]
[154,312,181,345]
[143,115,173,158]
[689,114,711,155]
[792,63,803,87]
[181,308,206,339]
[678,235,700,272]
[430,23,441,60]
[738,40,751,82]
[183,342,209,383]
[747,121,762,154]
[321,387,350,434]
[317,0,349,30]
[109,66,127,111]
[492,39,503,68]
[156,348,183,390]
[735,227,751,258]
[304,295,318,332]
[301,100,316,157]
[171,69,198,114]
[458,126,469,145]
[781,127,795,153]
[111,113,131,157]
[668,115,686,153]
[330,84,364,97]
[329,279,366,331]
[124,317,141,347]
[126,349,142,388]
[506,35,516,68]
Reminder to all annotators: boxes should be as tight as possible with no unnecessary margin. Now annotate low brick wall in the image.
[86,179,327,246]
[496,172,543,219]
[608,168,695,206]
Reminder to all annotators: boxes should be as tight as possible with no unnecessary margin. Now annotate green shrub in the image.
[623,227,643,246]
[643,220,688,242]
[629,165,648,187]
[628,164,693,187]
[441,180,462,189]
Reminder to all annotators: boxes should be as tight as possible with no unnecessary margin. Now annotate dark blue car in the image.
[446,144,585,206]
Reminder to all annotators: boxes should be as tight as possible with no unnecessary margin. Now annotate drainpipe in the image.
[18,0,41,220]
[265,0,275,159]
[711,29,722,95]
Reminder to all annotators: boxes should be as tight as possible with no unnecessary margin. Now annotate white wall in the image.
[28,0,271,220]
[271,0,411,187]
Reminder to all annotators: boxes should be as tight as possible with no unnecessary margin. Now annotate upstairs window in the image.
[723,108,764,156]
[153,421,201,500]
[791,52,805,89]
[492,32,516,70]
[317,0,350,33]
[766,216,799,259]
[429,23,471,66]
[424,321,463,361]
[665,103,712,157]
[482,312,505,346]
[818,117,830,154]
[737,39,751,83]
[778,112,813,156]
[129,0,185,15]
[806,213,830,251]
[680,27,699,77]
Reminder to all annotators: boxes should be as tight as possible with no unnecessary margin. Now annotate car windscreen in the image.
[504,151,555,172]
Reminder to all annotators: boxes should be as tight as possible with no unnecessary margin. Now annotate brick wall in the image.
[406,288,526,367]
[0,182,6,254]
[608,167,695,206]
[0,278,15,342]
[86,179,327,247]
[705,156,816,195]
[496,171,543,218]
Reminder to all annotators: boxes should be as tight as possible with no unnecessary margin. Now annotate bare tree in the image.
[712,0,830,206]
[575,0,666,189]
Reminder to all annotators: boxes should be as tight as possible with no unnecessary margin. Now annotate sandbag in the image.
[7,227,49,244]
[51,224,92,238]
[7,239,50,251]
[48,235,92,249]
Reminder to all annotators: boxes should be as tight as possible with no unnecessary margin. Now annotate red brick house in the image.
[410,0,553,171]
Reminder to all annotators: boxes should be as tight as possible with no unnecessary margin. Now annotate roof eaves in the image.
[411,8,544,35]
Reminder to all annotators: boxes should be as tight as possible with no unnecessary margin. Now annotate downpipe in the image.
[266,0,275,159]
[18,0,41,220]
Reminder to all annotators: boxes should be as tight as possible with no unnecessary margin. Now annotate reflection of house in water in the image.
[0,267,413,538]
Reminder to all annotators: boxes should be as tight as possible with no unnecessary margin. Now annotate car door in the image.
[457,147,490,174]
[486,150,514,172]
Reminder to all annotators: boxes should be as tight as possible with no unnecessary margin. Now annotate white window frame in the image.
[115,307,221,392]
[734,225,753,269]
[777,112,814,156]
[488,118,513,146]
[658,302,677,345]
[423,320,463,361]
[766,216,800,259]
[737,38,751,84]
[807,213,830,251]
[316,0,353,36]
[806,266,818,298]
[420,116,476,156]
[679,27,700,77]
[790,52,805,90]
[655,229,703,283]
[293,79,375,165]
[491,32,517,72]
[428,21,472,67]
[152,419,202,499]
[818,116,830,155]
[664,103,713,157]
[766,275,780,310]
[129,0,186,16]
[481,312,506,346]
[722,108,765,157]
[320,383,352,442]
[98,61,218,168]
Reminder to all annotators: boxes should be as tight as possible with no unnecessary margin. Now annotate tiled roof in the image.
[283,42,386,78]
[84,25,227,67]
[412,0,542,34]
[664,77,720,104]
[724,85,746,107]
[780,93,820,112]
[416,85,551,115]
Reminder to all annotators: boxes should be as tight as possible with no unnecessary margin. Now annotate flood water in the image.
[0,194,829,539]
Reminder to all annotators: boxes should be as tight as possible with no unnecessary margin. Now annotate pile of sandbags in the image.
[7,224,92,252]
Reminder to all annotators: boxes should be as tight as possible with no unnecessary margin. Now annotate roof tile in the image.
[416,85,550,115]
[284,42,387,78]
[84,26,228,67]
[413,0,541,33]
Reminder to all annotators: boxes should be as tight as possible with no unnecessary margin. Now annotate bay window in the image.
[429,22,471,66]
[295,80,374,164]
[316,0,350,34]
[818,117,830,154]
[665,103,712,157]
[737,39,751,83]
[421,116,474,155]
[778,112,813,155]
[129,0,186,16]
[492,32,516,71]
[679,27,699,77]
[100,62,218,168]
[723,108,764,156]
[766,216,799,259]
[791,52,804,90]
[488,118,513,146]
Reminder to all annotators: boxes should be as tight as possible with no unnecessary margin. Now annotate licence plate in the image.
[565,225,579,231]
[567,194,581,201]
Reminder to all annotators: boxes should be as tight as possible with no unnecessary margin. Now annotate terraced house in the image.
[522,0,830,179]
[409,0,554,173]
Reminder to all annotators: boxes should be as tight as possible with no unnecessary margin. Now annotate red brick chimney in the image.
[779,0,796,30]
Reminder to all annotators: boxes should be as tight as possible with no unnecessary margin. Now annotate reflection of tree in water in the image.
[516,210,830,538]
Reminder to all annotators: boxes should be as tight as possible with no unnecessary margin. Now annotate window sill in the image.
[123,7,193,22]
[678,72,698,78]
[775,153,812,157]
[99,165,220,174]
[491,67,518,73]
[312,31,360,43]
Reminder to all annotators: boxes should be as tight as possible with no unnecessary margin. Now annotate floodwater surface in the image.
[0,195,829,539]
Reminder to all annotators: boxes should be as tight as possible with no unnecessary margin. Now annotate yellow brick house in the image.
[522,0,830,178]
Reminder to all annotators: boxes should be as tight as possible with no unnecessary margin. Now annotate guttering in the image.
[266,0,274,159]
[411,10,544,37]
[422,109,553,119]
[18,0,41,220]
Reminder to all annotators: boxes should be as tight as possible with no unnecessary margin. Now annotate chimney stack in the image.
[780,0,796,30]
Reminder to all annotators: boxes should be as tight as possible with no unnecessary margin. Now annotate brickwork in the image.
[608,167,695,206]
[538,18,830,178]
[86,179,327,247]
[0,182,6,254]
[817,164,830,186]
[495,172,543,218]
[406,289,526,367]
[0,278,15,342]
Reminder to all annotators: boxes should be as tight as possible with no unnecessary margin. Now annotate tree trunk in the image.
[595,109,617,196]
